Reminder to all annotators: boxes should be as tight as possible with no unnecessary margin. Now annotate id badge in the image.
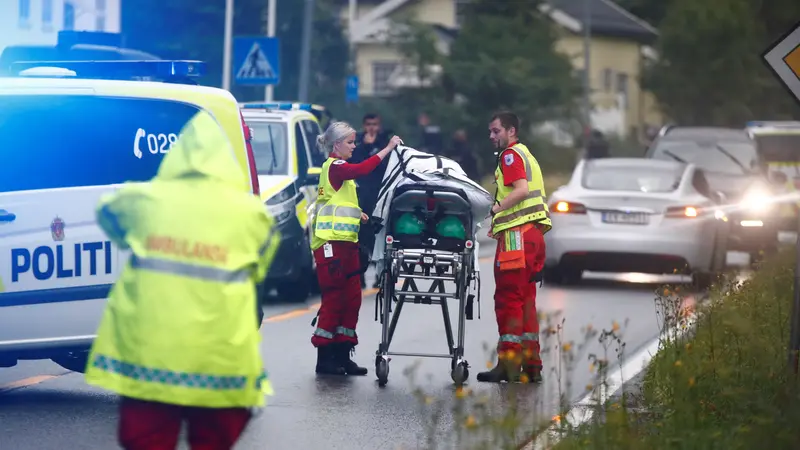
[323,243,333,258]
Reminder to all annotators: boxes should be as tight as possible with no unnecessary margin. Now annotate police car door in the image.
[0,94,196,328]
[299,118,324,205]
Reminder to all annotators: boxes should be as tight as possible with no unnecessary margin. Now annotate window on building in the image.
[18,0,31,28]
[42,0,53,30]
[616,72,629,107]
[63,2,75,30]
[95,0,107,31]
[603,68,613,92]
[372,62,398,96]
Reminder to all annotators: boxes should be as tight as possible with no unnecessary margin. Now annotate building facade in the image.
[0,0,121,54]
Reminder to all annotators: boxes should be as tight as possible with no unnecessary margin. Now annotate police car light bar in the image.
[241,102,324,112]
[746,120,800,129]
[10,60,206,83]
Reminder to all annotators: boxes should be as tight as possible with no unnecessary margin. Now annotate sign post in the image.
[233,36,280,89]
[762,20,800,373]
[346,75,359,104]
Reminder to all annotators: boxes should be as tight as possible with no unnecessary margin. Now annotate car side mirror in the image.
[304,168,321,186]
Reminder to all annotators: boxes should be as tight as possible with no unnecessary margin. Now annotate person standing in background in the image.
[442,129,479,180]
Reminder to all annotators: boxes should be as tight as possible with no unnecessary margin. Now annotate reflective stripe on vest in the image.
[91,354,268,390]
[131,255,250,283]
[313,158,362,243]
[492,143,552,235]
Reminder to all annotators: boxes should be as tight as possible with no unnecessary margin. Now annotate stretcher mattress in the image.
[369,146,494,269]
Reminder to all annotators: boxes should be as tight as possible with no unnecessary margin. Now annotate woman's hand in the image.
[377,135,404,160]
[361,212,369,223]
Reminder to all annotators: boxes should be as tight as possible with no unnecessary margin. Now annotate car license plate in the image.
[602,211,649,225]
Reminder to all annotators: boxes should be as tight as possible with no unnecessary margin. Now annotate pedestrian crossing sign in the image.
[763,21,800,106]
[233,37,280,86]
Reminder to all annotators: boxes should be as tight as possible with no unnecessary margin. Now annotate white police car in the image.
[0,60,262,373]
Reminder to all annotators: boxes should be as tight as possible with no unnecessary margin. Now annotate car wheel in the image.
[52,351,89,373]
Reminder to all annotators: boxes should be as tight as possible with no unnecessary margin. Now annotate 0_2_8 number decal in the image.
[133,128,182,159]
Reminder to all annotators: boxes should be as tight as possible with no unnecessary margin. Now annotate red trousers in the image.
[493,225,546,368]
[118,397,251,450]
[311,241,362,347]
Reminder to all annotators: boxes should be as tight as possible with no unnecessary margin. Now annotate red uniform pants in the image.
[493,225,546,369]
[118,397,251,450]
[311,241,362,347]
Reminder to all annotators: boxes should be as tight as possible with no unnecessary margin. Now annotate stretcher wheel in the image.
[451,360,469,386]
[376,356,390,387]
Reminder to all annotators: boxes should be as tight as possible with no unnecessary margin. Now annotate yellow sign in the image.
[763,21,800,103]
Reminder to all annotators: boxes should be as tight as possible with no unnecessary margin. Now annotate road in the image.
[0,237,719,450]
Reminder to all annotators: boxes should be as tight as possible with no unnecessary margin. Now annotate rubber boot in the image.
[338,342,368,376]
[315,345,346,375]
[477,356,521,383]
[522,365,544,384]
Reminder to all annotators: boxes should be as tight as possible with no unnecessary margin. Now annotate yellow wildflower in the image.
[586,383,593,391]
[688,377,696,387]
[612,321,620,332]
[562,343,572,352]
[465,415,477,428]
[674,360,682,367]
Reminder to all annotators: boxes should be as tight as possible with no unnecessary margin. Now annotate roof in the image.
[662,127,752,143]
[240,108,316,122]
[546,0,658,42]
[586,157,686,171]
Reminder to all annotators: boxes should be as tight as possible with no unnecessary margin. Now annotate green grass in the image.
[553,248,800,449]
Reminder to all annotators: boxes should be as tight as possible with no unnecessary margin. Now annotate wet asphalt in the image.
[0,235,725,450]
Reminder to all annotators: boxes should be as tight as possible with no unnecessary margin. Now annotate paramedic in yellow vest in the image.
[311,121,403,375]
[84,110,280,450]
[477,111,551,384]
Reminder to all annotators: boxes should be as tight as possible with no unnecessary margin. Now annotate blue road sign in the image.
[346,75,359,103]
[233,36,280,85]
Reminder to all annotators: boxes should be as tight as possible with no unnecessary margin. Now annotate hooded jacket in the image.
[84,110,279,408]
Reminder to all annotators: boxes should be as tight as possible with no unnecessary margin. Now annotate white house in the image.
[0,0,121,54]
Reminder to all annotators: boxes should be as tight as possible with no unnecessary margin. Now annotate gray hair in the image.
[316,121,356,154]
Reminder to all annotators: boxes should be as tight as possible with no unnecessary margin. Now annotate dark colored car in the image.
[645,126,780,263]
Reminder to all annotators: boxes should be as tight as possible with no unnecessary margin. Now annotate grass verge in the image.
[552,247,800,449]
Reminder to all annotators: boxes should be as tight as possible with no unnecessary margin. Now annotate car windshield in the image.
[582,163,684,193]
[249,121,289,176]
[651,140,759,175]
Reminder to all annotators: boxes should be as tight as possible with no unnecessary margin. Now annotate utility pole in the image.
[582,0,592,154]
[298,0,315,102]
[222,0,234,91]
[348,0,357,107]
[265,0,277,101]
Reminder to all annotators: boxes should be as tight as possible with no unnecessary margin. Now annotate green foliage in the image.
[554,247,800,449]
[643,0,800,126]
[120,0,349,104]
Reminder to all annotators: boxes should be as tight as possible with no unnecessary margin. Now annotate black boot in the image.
[315,345,346,375]
[338,343,368,376]
[477,359,521,383]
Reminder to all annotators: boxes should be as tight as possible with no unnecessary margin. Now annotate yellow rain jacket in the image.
[84,110,279,409]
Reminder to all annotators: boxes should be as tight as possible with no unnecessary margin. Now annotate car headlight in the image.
[266,184,298,223]
[739,188,773,214]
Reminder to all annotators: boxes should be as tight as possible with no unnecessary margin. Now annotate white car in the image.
[543,158,728,287]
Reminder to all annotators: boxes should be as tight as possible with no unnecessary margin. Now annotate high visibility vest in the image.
[311,157,362,251]
[492,143,552,235]
[84,110,280,409]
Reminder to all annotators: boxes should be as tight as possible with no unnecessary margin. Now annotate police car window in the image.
[295,123,310,177]
[249,121,289,176]
[582,163,684,192]
[0,95,201,193]
[754,134,800,162]
[301,119,325,166]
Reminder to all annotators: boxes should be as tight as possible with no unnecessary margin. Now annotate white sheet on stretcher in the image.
[369,146,494,273]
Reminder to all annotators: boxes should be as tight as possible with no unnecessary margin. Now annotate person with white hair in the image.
[310,121,403,375]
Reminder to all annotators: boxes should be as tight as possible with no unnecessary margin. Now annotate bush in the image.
[554,247,800,449]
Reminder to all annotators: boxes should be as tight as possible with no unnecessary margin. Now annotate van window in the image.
[294,123,310,178]
[301,119,325,166]
[249,121,289,176]
[0,95,202,193]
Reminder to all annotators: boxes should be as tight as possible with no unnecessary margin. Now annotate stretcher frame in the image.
[373,184,482,387]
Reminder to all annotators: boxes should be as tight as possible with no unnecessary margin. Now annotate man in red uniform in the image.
[311,122,402,375]
[477,111,549,384]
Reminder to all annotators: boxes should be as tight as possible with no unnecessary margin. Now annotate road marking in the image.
[262,287,380,324]
[0,374,61,394]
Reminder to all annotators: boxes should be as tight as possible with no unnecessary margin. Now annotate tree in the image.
[644,0,800,126]
[120,0,348,103]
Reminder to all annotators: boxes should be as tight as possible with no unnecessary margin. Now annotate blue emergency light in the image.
[9,60,206,84]
[241,102,325,113]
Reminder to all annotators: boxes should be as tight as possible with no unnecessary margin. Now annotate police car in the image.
[240,102,330,302]
[0,60,263,373]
